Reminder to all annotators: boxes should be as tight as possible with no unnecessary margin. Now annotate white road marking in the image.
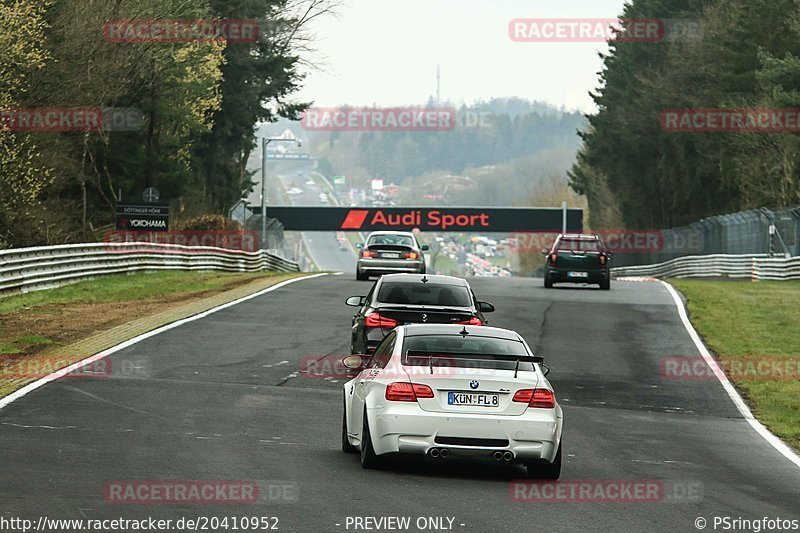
[0,273,329,410]
[262,360,290,368]
[1,422,77,430]
[661,280,800,469]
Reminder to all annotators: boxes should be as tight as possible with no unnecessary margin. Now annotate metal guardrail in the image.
[612,254,800,280]
[0,242,300,295]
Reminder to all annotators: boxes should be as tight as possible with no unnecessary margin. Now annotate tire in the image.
[360,410,381,469]
[356,270,368,281]
[544,272,553,289]
[600,277,610,291]
[526,441,561,480]
[341,396,357,454]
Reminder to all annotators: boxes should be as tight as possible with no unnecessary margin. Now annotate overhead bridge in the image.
[249,206,583,233]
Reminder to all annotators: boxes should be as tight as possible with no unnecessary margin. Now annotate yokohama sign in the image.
[115,203,170,232]
[263,207,583,232]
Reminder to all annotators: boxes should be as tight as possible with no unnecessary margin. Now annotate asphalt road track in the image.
[1,277,798,532]
[277,173,357,274]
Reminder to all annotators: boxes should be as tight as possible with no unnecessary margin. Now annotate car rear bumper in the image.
[357,258,424,275]
[547,267,607,283]
[368,403,562,462]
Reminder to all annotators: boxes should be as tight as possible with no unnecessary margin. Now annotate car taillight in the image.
[512,388,556,408]
[385,382,434,401]
[457,317,483,326]
[512,389,533,403]
[361,250,375,258]
[549,253,557,265]
[599,254,607,265]
[365,312,398,328]
[403,252,419,259]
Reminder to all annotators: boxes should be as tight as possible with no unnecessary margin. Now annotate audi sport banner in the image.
[115,203,170,232]
[262,207,583,232]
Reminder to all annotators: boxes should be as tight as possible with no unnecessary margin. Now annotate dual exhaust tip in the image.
[428,448,514,461]
[428,447,450,459]
[493,450,514,462]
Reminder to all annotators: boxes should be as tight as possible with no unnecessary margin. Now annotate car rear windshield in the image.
[377,282,472,307]
[368,234,415,247]
[556,238,600,252]
[402,335,534,371]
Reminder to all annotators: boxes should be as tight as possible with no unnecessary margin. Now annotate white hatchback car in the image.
[341,324,563,479]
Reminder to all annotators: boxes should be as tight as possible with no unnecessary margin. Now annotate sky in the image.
[295,0,630,113]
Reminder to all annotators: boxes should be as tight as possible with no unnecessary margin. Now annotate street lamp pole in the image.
[260,136,301,249]
[261,137,270,249]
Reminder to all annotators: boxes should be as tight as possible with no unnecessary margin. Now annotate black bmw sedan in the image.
[345,273,495,355]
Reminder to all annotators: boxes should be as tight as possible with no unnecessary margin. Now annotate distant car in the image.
[340,324,562,479]
[542,233,611,290]
[319,193,329,203]
[356,231,428,280]
[345,273,494,355]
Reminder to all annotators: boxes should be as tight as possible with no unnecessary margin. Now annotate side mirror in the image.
[345,296,365,307]
[605,251,613,258]
[540,247,549,256]
[421,245,430,251]
[342,355,364,369]
[478,301,495,313]
[356,243,364,249]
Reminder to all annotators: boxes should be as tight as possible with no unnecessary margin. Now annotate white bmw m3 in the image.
[341,324,563,479]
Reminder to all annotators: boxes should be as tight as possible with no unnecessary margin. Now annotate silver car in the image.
[356,231,428,280]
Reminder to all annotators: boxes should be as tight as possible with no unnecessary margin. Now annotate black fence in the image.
[612,206,800,267]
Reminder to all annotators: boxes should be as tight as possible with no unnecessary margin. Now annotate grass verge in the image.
[669,279,800,451]
[0,270,308,398]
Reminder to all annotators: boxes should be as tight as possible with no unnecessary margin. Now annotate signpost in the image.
[115,203,170,231]
[142,187,160,203]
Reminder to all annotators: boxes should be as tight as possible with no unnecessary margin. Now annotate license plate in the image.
[381,253,400,258]
[568,271,589,278]
[448,392,499,407]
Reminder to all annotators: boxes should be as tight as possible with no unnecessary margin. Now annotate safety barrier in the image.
[0,242,300,295]
[612,254,800,280]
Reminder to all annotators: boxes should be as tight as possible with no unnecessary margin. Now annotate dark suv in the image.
[542,233,612,290]
[345,274,495,355]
